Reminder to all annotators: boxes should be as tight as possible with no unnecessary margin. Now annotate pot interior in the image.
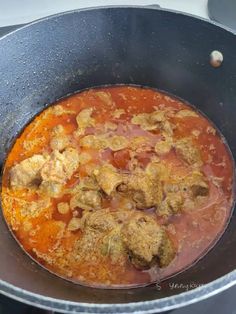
[0,7,236,305]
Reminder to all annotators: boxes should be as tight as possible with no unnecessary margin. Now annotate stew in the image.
[1,86,234,288]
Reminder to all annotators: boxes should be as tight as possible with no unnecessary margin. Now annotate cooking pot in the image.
[0,6,236,313]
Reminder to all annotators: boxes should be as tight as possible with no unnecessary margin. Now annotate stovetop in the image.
[0,1,236,313]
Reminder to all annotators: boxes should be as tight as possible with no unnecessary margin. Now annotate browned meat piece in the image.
[151,111,166,122]
[81,209,117,232]
[121,213,175,269]
[145,162,170,181]
[95,91,113,106]
[75,209,127,265]
[51,124,65,135]
[70,190,102,211]
[131,111,164,131]
[191,183,209,201]
[68,217,81,231]
[131,110,174,135]
[129,136,148,151]
[175,138,202,165]
[70,176,100,193]
[159,171,209,216]
[52,105,75,116]
[93,164,123,195]
[191,183,209,197]
[50,124,71,151]
[157,193,184,217]
[57,202,70,214]
[39,181,63,197]
[76,108,95,129]
[100,227,126,265]
[50,135,70,151]
[104,121,118,131]
[112,108,125,118]
[10,154,49,188]
[163,182,180,194]
[79,134,108,149]
[175,109,198,118]
[78,152,92,165]
[108,135,129,151]
[155,136,173,155]
[41,147,79,184]
[182,171,209,197]
[118,169,163,209]
[161,121,174,136]
[80,134,128,152]
[158,232,176,267]
[74,108,95,137]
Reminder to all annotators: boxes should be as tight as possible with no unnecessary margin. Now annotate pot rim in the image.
[0,5,236,313]
[1,271,236,313]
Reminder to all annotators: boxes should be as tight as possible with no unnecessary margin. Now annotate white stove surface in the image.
[0,0,208,27]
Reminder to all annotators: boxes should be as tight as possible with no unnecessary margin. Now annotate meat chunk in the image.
[10,154,49,188]
[155,136,173,155]
[118,169,163,209]
[131,112,159,131]
[76,176,100,192]
[175,138,202,165]
[175,109,198,118]
[158,193,184,217]
[50,124,70,151]
[129,136,148,151]
[75,209,126,265]
[76,108,95,129]
[95,91,113,106]
[41,148,79,184]
[183,172,209,197]
[159,171,209,216]
[121,213,175,269]
[93,164,123,195]
[79,135,108,150]
[50,123,72,154]
[68,217,81,231]
[104,121,117,131]
[131,110,173,135]
[74,108,95,137]
[52,124,65,135]
[101,227,126,265]
[57,202,70,214]
[145,162,170,181]
[52,105,75,116]
[81,209,117,232]
[191,182,209,197]
[50,136,70,151]
[158,232,176,267]
[108,135,129,151]
[80,134,129,152]
[70,190,101,211]
[112,108,125,118]
[161,120,174,136]
[39,181,63,197]
[151,111,166,123]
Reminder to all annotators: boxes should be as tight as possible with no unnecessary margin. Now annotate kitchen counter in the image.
[0,0,208,27]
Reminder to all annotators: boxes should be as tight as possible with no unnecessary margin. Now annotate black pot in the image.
[0,6,236,313]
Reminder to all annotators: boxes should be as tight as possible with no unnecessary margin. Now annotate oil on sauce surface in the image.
[1,86,234,288]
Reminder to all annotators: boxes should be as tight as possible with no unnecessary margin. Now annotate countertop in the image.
[0,0,208,27]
